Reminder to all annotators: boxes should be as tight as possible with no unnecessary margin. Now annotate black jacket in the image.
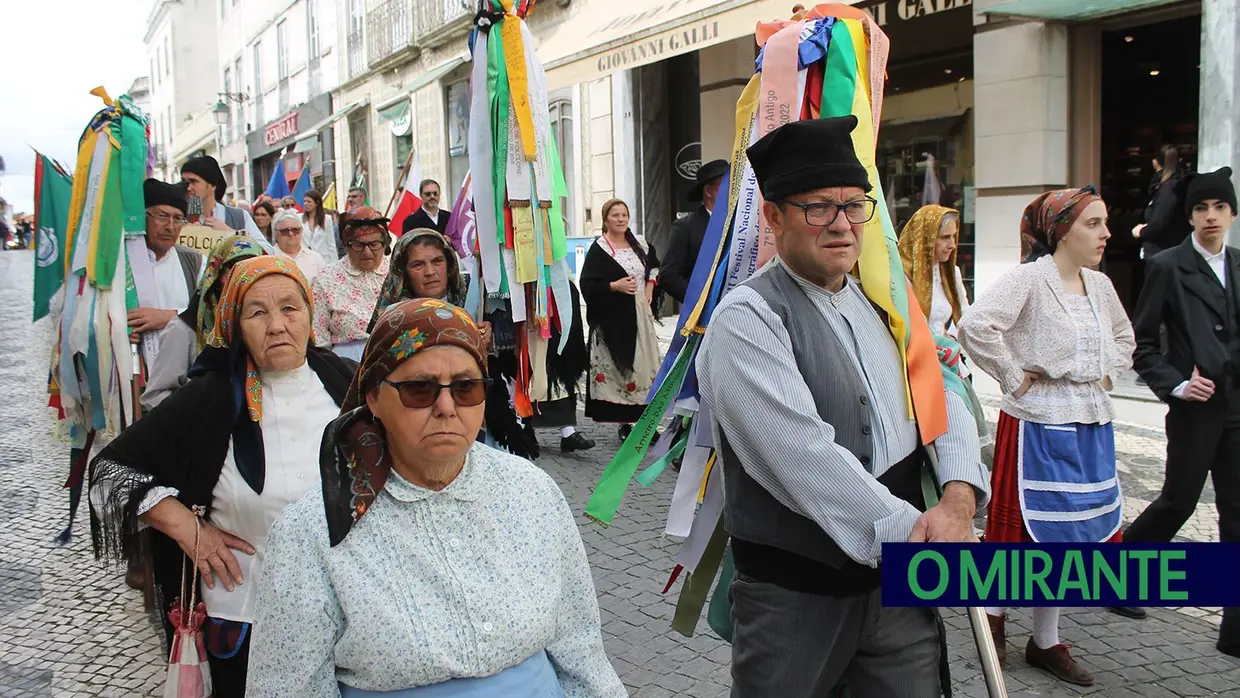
[401,208,450,235]
[660,207,710,303]
[1133,237,1240,401]
[1141,172,1191,257]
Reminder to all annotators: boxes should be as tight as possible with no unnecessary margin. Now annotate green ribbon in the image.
[671,517,730,637]
[585,333,700,524]
[636,432,689,488]
[488,31,511,295]
[93,123,124,289]
[821,21,858,119]
[118,97,147,238]
[546,129,568,259]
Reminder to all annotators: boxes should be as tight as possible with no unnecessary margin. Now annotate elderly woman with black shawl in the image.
[246,299,625,697]
[579,198,661,439]
[89,257,357,696]
[370,228,539,459]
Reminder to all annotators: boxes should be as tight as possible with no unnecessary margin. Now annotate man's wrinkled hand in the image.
[127,307,177,335]
[908,483,976,543]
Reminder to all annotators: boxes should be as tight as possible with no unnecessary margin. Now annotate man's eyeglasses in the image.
[348,240,385,252]
[384,378,491,408]
[146,211,187,227]
[782,198,879,226]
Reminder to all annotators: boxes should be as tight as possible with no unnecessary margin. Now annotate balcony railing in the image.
[416,0,471,48]
[367,0,418,68]
[347,27,367,80]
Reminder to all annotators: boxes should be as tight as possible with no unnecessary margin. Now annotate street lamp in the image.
[212,99,230,126]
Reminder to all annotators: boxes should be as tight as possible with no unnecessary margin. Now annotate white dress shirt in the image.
[278,244,326,283]
[1171,236,1229,400]
[150,247,197,313]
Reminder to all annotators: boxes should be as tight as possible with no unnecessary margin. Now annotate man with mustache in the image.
[127,179,205,342]
[1125,166,1240,657]
[697,115,988,696]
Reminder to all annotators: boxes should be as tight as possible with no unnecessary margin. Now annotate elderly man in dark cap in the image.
[697,115,988,696]
[181,155,272,251]
[127,179,206,341]
[1126,166,1240,656]
[661,159,728,305]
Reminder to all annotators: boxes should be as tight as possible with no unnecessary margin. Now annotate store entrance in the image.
[1098,13,1200,312]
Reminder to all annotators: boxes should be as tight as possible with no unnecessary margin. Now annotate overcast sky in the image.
[0,2,149,214]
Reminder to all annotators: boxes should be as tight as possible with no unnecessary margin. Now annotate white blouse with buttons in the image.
[245,442,627,697]
[199,361,342,623]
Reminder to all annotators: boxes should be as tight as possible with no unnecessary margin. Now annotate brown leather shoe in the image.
[1025,638,1095,686]
[987,614,1007,665]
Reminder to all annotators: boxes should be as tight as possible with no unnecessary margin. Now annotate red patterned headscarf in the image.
[321,298,487,546]
[1019,186,1101,262]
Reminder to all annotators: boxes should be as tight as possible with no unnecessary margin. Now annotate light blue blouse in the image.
[244,442,626,698]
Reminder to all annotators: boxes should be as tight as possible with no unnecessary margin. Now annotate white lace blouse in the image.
[245,442,626,697]
[930,264,971,337]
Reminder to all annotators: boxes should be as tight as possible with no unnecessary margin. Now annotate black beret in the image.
[143,178,189,215]
[181,156,228,202]
[746,115,871,201]
[1184,166,1237,216]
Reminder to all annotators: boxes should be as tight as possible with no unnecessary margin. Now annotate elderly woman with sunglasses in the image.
[272,209,326,282]
[312,206,391,362]
[247,298,625,698]
[89,257,357,696]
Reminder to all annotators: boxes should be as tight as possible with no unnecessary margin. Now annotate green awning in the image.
[982,0,1182,21]
[292,100,368,148]
[376,100,410,123]
[407,55,469,94]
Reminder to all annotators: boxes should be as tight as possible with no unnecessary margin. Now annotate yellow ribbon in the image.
[499,0,536,161]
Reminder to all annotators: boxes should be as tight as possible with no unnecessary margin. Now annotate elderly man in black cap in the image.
[1126,166,1240,656]
[181,155,273,251]
[661,159,728,304]
[127,179,206,342]
[697,115,988,697]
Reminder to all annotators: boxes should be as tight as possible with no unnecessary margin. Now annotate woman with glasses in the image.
[247,299,625,697]
[579,198,662,439]
[959,187,1134,686]
[90,257,357,695]
[311,206,391,362]
[272,210,326,282]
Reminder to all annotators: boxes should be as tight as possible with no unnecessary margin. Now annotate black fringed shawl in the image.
[578,237,661,374]
[88,347,356,643]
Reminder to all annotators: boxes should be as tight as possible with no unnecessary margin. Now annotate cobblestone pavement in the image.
[3,251,1239,697]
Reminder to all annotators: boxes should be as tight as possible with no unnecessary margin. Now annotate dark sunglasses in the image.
[384,378,491,408]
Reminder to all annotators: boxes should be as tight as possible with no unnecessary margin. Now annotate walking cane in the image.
[922,451,1008,698]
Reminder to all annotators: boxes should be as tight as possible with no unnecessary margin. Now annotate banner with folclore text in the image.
[177,225,234,254]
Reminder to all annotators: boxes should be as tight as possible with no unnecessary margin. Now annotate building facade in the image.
[213,0,341,204]
[146,0,221,183]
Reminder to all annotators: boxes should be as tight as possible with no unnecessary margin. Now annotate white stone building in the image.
[145,0,222,182]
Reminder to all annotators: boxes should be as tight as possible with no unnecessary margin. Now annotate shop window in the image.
[349,110,371,190]
[549,97,577,235]
[446,80,470,194]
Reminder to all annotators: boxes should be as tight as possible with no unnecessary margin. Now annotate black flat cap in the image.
[690,159,730,202]
[181,156,228,202]
[745,115,871,201]
[143,178,189,215]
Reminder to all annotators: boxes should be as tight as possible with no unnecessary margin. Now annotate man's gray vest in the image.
[221,203,249,232]
[719,264,921,571]
[173,245,203,301]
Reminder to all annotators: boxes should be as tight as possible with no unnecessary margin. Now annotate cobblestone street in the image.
[3,249,1239,697]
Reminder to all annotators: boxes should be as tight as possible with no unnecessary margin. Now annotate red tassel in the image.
[662,565,684,594]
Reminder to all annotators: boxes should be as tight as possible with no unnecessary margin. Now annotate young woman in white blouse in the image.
[247,299,625,697]
[302,189,340,259]
[958,186,1135,687]
[89,258,357,696]
[898,204,970,337]
[272,210,326,283]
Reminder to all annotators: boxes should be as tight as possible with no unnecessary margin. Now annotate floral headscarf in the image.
[321,298,485,546]
[189,255,315,493]
[339,205,390,246]
[897,205,963,326]
[368,229,469,332]
[192,235,266,349]
[1019,186,1101,262]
